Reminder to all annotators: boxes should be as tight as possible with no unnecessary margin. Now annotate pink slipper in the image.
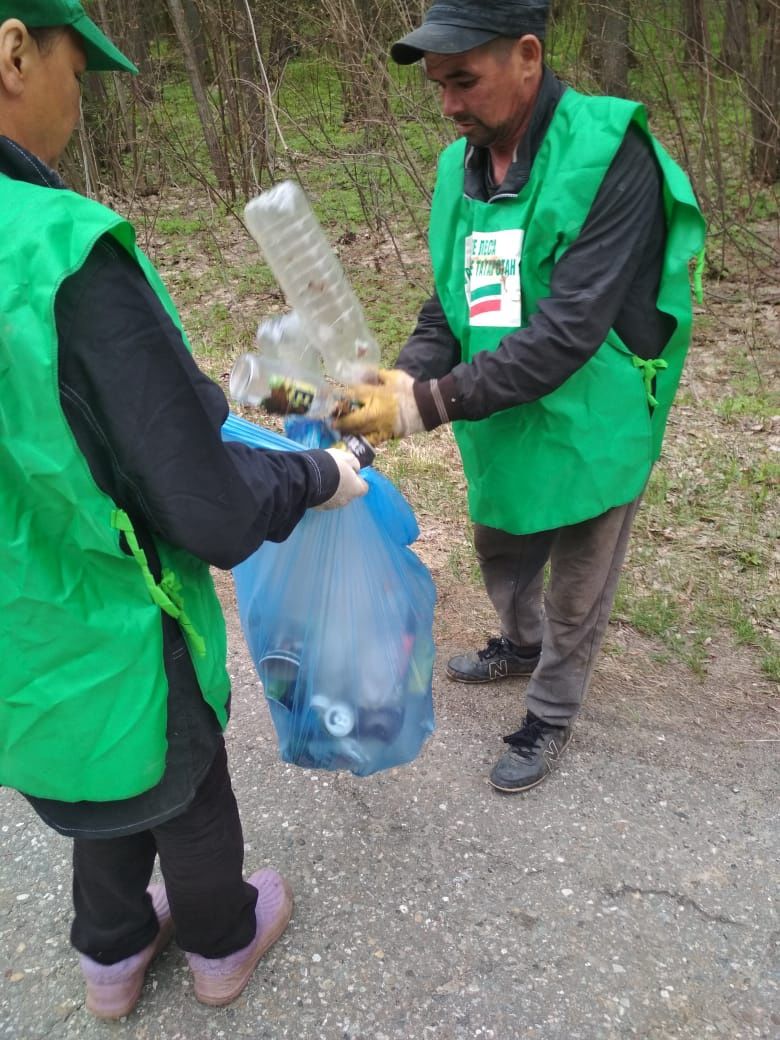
[80,883,174,1020]
[186,868,293,1006]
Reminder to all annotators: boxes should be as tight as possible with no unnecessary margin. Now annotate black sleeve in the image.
[432,126,675,423]
[56,235,340,570]
[394,291,461,379]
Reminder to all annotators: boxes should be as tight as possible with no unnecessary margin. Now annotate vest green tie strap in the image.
[111,509,207,656]
[632,356,669,409]
[694,246,706,304]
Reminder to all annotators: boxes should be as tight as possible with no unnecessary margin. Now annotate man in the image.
[0,0,367,1020]
[336,0,705,794]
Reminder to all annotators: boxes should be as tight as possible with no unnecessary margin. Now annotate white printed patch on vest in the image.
[465,229,523,328]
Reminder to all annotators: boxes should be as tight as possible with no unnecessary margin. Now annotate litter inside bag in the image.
[222,414,436,775]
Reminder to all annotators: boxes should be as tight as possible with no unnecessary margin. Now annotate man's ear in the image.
[516,34,543,67]
[0,19,34,98]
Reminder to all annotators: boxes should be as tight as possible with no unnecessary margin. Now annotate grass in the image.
[611,330,780,681]
[380,438,465,523]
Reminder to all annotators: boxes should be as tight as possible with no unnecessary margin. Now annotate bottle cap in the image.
[310,695,356,737]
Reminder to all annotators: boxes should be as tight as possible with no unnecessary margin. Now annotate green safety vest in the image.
[0,176,231,801]
[430,89,706,534]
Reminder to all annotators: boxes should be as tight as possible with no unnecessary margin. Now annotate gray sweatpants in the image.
[474,495,643,725]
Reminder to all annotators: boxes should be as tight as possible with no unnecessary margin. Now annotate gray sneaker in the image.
[489,712,572,793]
[446,637,540,684]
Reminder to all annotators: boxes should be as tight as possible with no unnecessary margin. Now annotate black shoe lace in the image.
[502,715,549,756]
[476,637,509,662]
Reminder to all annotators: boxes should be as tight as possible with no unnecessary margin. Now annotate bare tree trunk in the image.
[79,0,168,194]
[230,0,264,197]
[721,0,750,74]
[259,3,303,179]
[182,0,212,83]
[683,0,707,66]
[239,0,299,187]
[93,0,132,138]
[583,1,631,97]
[751,0,779,182]
[61,121,99,195]
[321,0,392,125]
[165,0,233,195]
[115,0,162,193]
[76,70,128,192]
[74,0,132,192]
[117,0,157,82]
[681,0,727,222]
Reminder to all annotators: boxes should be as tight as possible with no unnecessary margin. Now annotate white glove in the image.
[315,448,369,511]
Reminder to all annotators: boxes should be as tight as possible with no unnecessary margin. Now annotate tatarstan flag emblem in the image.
[469,282,503,318]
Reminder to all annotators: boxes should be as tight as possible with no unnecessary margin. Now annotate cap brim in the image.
[390,23,498,65]
[73,13,138,74]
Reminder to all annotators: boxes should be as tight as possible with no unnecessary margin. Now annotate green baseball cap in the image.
[0,0,138,73]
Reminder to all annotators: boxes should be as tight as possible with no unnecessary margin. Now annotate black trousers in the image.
[70,741,258,964]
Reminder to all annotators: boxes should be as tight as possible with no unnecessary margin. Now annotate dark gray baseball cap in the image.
[391,0,550,65]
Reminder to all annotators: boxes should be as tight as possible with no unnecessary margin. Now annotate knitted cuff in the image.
[412,374,466,430]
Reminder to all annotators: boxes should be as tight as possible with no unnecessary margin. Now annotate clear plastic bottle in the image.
[254,311,324,385]
[230,311,331,414]
[229,352,322,413]
[244,181,380,383]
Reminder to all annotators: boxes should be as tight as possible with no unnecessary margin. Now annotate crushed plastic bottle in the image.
[230,312,331,415]
[228,355,321,414]
[244,181,380,383]
[254,311,324,386]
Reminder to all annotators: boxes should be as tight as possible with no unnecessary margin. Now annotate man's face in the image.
[24,28,86,167]
[0,24,87,167]
[424,37,541,151]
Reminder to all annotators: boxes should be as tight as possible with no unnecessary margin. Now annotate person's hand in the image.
[315,448,369,510]
[333,369,424,444]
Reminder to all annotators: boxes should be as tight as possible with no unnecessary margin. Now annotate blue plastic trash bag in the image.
[222,413,436,775]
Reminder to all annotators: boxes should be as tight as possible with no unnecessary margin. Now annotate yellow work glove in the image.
[333,369,424,444]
